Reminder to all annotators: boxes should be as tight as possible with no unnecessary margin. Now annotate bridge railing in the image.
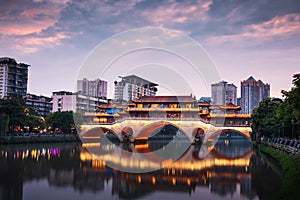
[264,138,300,157]
[210,114,251,118]
[81,117,250,127]
[127,107,200,112]
[211,123,251,127]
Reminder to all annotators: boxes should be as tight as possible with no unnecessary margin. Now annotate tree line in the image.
[0,95,81,136]
[251,73,300,139]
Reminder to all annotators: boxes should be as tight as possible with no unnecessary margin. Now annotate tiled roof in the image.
[98,104,126,109]
[219,102,241,110]
[132,95,196,103]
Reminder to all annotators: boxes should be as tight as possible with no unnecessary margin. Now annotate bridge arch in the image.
[135,121,192,141]
[206,129,251,143]
[81,127,121,141]
[120,126,134,141]
[192,127,205,143]
[121,126,134,136]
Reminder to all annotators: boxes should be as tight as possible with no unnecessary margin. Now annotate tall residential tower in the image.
[114,75,158,102]
[0,57,29,98]
[211,81,237,105]
[77,78,107,98]
[240,76,270,114]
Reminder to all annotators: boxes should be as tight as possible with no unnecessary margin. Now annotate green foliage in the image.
[46,111,80,134]
[260,145,300,199]
[23,115,44,132]
[0,112,9,136]
[0,95,27,132]
[0,95,45,133]
[251,98,280,137]
[252,73,300,138]
[278,73,300,138]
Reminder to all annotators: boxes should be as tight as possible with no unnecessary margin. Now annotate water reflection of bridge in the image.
[0,140,272,200]
[81,139,252,172]
[80,141,255,199]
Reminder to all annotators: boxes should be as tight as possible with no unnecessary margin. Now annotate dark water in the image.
[0,139,281,200]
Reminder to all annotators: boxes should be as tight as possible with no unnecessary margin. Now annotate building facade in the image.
[240,76,270,114]
[114,75,158,102]
[0,57,29,98]
[77,78,107,98]
[51,91,107,113]
[211,81,237,105]
[52,91,76,112]
[25,93,52,117]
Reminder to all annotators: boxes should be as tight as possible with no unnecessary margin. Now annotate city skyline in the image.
[0,0,299,98]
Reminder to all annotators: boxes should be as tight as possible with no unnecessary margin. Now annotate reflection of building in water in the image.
[0,142,273,200]
[111,170,208,199]
[73,169,106,193]
[214,138,252,159]
[240,176,255,199]
[79,143,256,199]
[0,153,23,200]
[0,144,80,200]
[49,169,74,187]
[0,184,23,200]
[210,177,236,197]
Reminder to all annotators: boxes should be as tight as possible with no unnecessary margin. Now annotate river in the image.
[0,138,281,200]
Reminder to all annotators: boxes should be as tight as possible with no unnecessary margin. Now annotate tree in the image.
[46,111,79,134]
[23,115,44,133]
[0,95,27,133]
[0,112,9,136]
[278,73,300,138]
[0,95,45,134]
[251,98,280,138]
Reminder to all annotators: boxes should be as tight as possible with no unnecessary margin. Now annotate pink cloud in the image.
[249,14,300,36]
[0,1,69,36]
[141,0,212,26]
[0,20,56,35]
[13,33,69,53]
[206,14,300,45]
[21,33,68,45]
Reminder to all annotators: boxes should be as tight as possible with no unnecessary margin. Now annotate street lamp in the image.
[282,122,285,138]
[291,119,295,139]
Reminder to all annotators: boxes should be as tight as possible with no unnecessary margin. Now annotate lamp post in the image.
[282,122,285,138]
[291,119,295,139]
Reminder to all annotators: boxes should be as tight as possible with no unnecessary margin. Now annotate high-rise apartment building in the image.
[211,81,237,105]
[25,93,52,117]
[77,78,107,98]
[240,76,270,114]
[114,75,158,102]
[0,57,29,98]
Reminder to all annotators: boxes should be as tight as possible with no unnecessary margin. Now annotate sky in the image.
[0,0,299,98]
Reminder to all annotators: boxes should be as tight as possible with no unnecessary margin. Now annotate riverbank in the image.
[0,135,80,144]
[257,143,300,200]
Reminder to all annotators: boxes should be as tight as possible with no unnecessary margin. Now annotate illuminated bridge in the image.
[79,95,252,144]
[80,119,252,144]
